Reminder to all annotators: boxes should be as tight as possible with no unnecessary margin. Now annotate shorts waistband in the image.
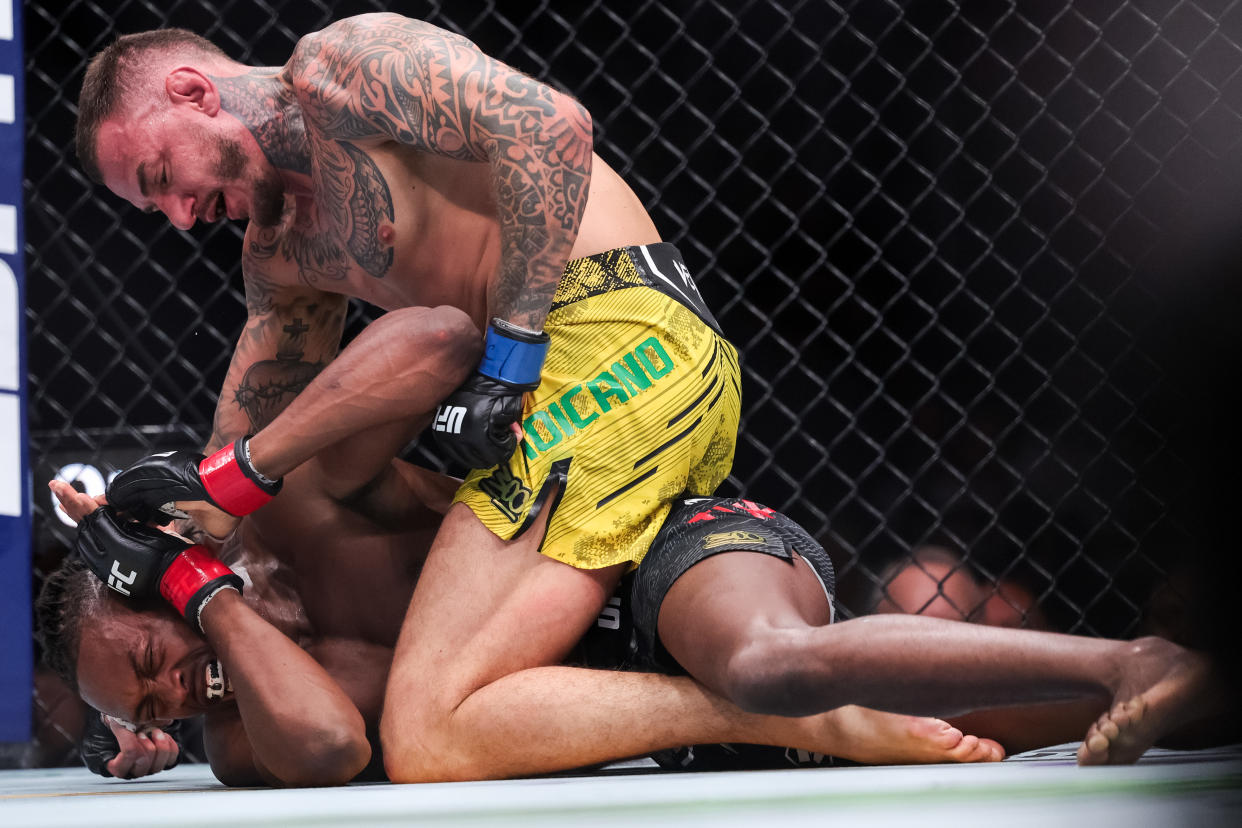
[554,243,723,335]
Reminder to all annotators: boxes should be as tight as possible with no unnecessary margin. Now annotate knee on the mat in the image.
[720,627,833,717]
[379,703,490,783]
[380,727,458,783]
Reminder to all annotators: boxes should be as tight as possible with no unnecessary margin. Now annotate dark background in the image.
[21,0,1242,716]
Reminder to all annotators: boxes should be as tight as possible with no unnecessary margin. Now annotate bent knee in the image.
[380,714,465,783]
[379,693,500,783]
[720,628,835,717]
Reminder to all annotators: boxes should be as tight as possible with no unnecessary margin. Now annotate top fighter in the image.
[76,16,1233,778]
[76,14,749,780]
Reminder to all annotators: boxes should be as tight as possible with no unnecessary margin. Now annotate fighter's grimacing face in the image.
[75,600,232,729]
[94,97,286,230]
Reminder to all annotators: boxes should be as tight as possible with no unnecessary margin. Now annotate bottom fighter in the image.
[44,306,1237,782]
[38,306,1000,785]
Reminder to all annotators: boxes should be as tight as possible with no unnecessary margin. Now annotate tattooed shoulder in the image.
[288,14,479,151]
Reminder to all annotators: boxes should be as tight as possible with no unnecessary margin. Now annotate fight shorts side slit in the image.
[453,243,742,570]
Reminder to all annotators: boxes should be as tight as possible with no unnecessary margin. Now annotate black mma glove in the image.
[432,318,549,469]
[81,709,182,778]
[75,507,243,632]
[106,436,282,521]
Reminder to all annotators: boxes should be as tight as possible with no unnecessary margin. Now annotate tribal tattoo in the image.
[246,219,351,294]
[289,14,593,328]
[314,139,395,279]
[215,68,394,279]
[212,70,312,176]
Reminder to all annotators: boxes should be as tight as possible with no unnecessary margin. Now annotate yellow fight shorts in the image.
[454,243,742,570]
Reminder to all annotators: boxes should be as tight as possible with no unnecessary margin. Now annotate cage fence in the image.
[18,0,1242,766]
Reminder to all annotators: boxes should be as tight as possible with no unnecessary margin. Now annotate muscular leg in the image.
[379,503,912,781]
[654,550,1002,764]
[658,548,1231,764]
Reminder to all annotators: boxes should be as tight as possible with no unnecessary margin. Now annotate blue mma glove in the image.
[432,318,549,469]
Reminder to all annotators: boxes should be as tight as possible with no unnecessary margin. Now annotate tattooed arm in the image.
[206,223,348,453]
[289,13,592,331]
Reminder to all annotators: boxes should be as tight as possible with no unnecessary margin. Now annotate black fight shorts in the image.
[564,495,842,772]
[630,495,836,675]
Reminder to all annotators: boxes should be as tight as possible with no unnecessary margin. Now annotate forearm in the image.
[388,666,826,782]
[246,306,480,479]
[487,105,593,331]
[199,589,370,786]
[206,330,269,454]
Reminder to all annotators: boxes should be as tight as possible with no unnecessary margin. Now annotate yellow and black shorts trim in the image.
[453,243,742,570]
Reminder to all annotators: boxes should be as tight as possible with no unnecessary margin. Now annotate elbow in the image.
[294,725,373,787]
[280,742,372,789]
[421,305,483,392]
[375,305,481,387]
[267,724,373,788]
[427,305,484,372]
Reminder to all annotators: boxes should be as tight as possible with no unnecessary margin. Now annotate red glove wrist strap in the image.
[199,442,273,515]
[159,546,236,617]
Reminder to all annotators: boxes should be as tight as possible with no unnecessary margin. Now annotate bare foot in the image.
[815,705,1004,765]
[1077,637,1225,765]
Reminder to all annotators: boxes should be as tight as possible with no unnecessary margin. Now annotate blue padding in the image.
[479,325,549,387]
[0,0,31,743]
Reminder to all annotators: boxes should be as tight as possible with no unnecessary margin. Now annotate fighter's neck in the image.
[210,67,312,182]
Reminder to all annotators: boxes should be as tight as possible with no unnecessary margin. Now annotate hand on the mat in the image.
[81,711,181,779]
[107,718,181,779]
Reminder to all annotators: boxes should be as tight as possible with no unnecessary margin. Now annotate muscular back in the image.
[241,14,659,327]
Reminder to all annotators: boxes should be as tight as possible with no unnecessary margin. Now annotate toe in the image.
[981,738,1005,762]
[951,734,979,761]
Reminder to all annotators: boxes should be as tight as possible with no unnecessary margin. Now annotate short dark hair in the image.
[75,28,229,183]
[35,557,106,691]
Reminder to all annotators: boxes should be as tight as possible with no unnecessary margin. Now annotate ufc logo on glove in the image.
[433,405,466,435]
[108,560,138,596]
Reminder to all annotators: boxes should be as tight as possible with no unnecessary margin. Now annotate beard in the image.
[251,174,286,227]
[213,135,286,227]
[213,136,246,180]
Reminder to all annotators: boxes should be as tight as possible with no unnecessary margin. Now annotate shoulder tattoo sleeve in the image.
[292,14,593,327]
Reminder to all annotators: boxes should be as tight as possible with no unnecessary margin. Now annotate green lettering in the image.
[636,337,675,379]
[611,352,653,395]
[561,385,598,429]
[547,401,576,437]
[588,371,629,413]
[523,410,563,453]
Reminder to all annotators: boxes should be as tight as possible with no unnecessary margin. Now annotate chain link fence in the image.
[17,0,1242,766]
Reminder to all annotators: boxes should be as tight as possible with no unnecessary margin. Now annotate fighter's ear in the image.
[165,67,220,116]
